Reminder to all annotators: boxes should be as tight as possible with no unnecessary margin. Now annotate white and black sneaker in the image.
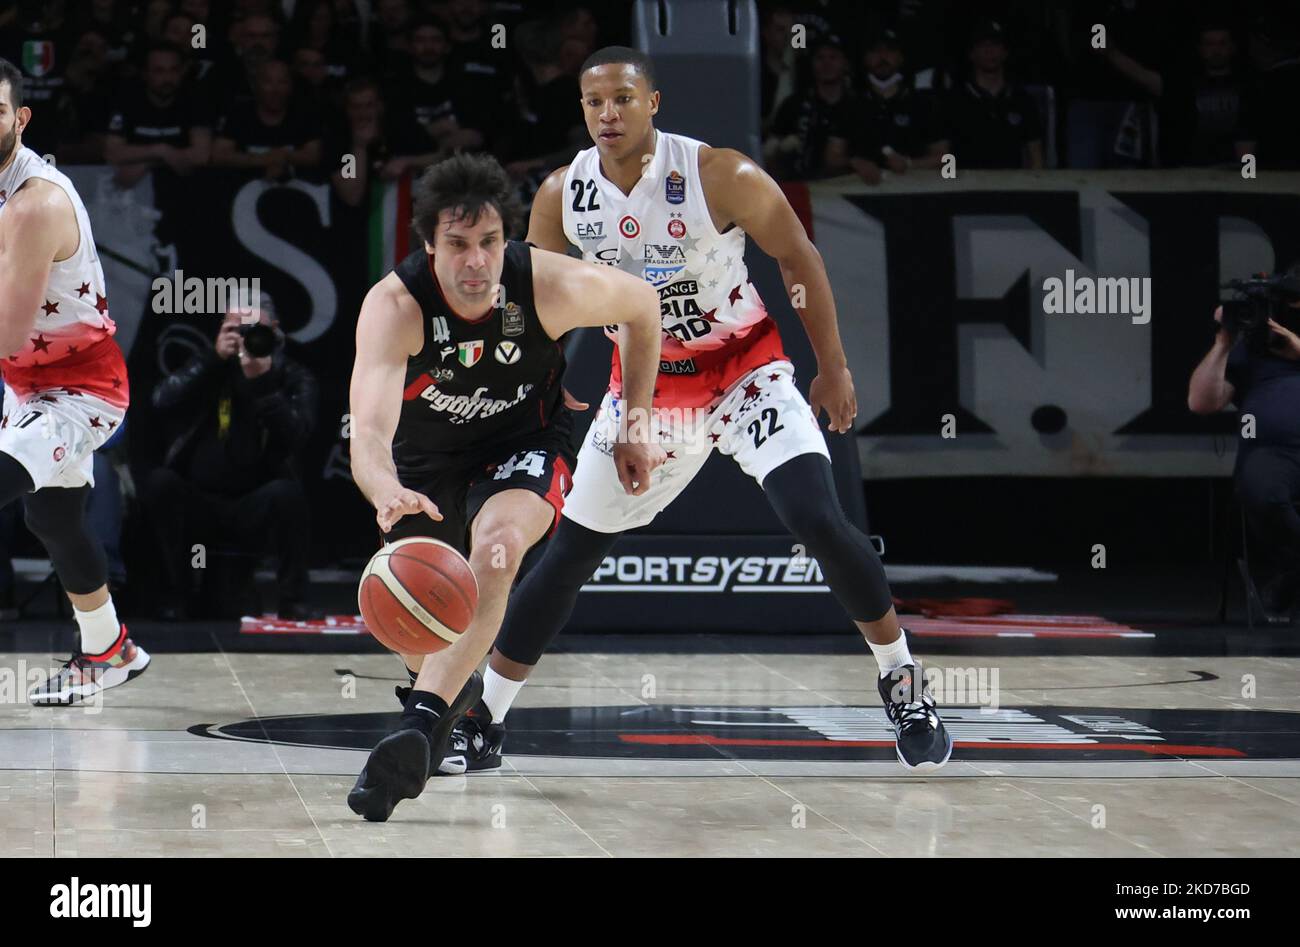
[878,663,953,771]
[436,700,505,775]
[28,625,151,706]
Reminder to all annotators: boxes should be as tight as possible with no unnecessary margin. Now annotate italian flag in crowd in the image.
[368,172,413,284]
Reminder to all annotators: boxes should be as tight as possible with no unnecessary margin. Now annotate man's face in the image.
[346,87,381,126]
[581,64,658,158]
[0,82,27,168]
[811,45,847,83]
[1199,29,1235,71]
[411,24,449,67]
[864,44,903,79]
[293,48,327,86]
[428,205,507,313]
[255,61,291,110]
[763,11,793,48]
[970,38,1008,72]
[164,15,194,49]
[450,0,483,28]
[237,15,279,62]
[145,50,182,99]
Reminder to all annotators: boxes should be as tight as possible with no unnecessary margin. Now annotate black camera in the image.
[1221,272,1300,354]
[239,322,280,358]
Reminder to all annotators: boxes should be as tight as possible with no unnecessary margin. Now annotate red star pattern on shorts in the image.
[65,390,84,396]
[1,415,7,429]
[708,432,721,443]
[710,386,726,399]
[702,308,722,324]
[720,413,733,424]
[742,381,762,400]
[76,282,91,297]
[36,395,58,404]
[110,376,122,389]
[728,284,744,304]
[664,450,676,460]
[94,293,109,315]
[41,300,59,316]
[107,419,118,430]
[89,416,103,428]
[30,334,51,353]
[769,373,781,382]
[65,344,78,355]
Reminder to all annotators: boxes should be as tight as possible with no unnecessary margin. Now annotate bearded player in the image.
[441,47,952,773]
[346,153,663,821]
[0,60,149,704]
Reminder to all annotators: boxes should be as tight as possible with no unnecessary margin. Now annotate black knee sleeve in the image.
[24,486,109,595]
[762,453,894,622]
[494,518,621,666]
[0,451,35,507]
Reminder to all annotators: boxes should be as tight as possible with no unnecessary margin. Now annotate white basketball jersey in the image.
[561,130,772,361]
[0,146,116,371]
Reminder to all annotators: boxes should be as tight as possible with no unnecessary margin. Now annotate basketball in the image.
[357,537,478,654]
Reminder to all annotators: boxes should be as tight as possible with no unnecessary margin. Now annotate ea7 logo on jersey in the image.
[643,244,686,287]
[494,340,521,364]
[458,340,484,367]
[575,221,604,240]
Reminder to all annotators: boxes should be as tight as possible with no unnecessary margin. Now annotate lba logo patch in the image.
[494,340,521,365]
[665,169,685,204]
[619,215,640,239]
[667,219,686,239]
[457,340,484,367]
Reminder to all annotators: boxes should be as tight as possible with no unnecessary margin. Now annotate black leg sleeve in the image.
[24,485,109,595]
[493,517,623,666]
[762,452,894,622]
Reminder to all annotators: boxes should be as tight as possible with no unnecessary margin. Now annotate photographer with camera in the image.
[1189,264,1300,624]
[144,298,320,621]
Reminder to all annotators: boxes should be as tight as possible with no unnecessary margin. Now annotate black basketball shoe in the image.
[348,671,484,822]
[877,663,953,771]
[436,700,505,775]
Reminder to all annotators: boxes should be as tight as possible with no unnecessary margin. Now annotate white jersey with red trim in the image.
[561,130,787,409]
[0,146,127,408]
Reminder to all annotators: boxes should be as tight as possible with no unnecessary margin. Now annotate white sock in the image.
[868,632,913,678]
[75,597,121,656]
[482,666,526,724]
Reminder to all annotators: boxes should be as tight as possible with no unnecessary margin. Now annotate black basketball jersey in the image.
[390,240,566,472]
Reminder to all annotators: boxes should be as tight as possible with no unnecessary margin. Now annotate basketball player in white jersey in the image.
[443,47,952,772]
[0,60,150,704]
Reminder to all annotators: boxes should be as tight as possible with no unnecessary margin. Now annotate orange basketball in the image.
[358,537,478,654]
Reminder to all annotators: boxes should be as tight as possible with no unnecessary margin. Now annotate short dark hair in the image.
[412,153,524,243]
[0,57,23,111]
[579,45,656,89]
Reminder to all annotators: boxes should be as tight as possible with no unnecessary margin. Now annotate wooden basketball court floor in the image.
[1,647,1297,857]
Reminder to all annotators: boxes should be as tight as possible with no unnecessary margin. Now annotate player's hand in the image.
[215,323,242,360]
[1268,318,1300,361]
[613,441,666,497]
[562,387,590,411]
[374,487,442,533]
[810,365,858,433]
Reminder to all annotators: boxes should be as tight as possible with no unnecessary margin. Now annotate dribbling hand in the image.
[375,487,442,533]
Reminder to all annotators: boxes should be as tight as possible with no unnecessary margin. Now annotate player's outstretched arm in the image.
[349,274,443,532]
[524,166,573,254]
[0,182,68,357]
[702,147,858,433]
[531,248,666,495]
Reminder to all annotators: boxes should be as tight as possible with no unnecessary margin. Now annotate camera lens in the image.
[240,324,276,358]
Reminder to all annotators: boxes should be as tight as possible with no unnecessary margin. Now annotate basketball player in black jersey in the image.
[347,154,664,821]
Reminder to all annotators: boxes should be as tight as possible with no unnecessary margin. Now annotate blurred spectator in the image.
[58,29,115,163]
[846,28,949,184]
[1237,10,1300,170]
[556,5,599,77]
[369,0,413,75]
[291,46,336,115]
[105,43,213,190]
[208,12,282,113]
[499,19,584,182]
[144,302,319,621]
[162,11,217,85]
[69,0,138,68]
[0,0,73,157]
[212,59,323,180]
[759,3,798,133]
[946,19,1044,169]
[288,0,364,84]
[141,0,178,45]
[328,76,436,207]
[1100,23,1248,167]
[764,34,856,180]
[385,18,487,157]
